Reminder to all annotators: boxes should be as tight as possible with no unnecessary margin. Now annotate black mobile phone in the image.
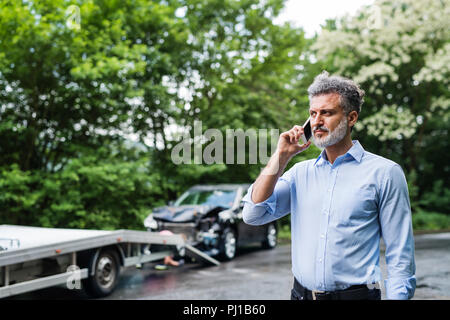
[300,117,312,144]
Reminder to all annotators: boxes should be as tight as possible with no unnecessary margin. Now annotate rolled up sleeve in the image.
[385,276,416,300]
[242,166,295,226]
[379,164,416,300]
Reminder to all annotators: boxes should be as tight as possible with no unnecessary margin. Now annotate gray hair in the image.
[307,71,365,115]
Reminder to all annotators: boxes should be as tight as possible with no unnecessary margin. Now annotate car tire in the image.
[262,223,277,249]
[219,228,237,261]
[83,249,121,298]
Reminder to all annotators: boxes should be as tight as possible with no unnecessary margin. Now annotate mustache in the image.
[313,126,329,132]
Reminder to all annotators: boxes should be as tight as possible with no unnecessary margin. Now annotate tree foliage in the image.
[0,0,314,229]
[0,0,448,230]
[312,0,449,216]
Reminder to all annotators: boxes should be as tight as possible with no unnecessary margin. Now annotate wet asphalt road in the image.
[6,232,450,300]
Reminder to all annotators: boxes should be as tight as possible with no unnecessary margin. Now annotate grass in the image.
[277,224,292,245]
[276,212,450,241]
[412,210,450,232]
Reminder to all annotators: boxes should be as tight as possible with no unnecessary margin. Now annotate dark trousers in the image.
[291,278,381,300]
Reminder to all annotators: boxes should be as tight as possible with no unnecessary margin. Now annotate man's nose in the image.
[311,115,324,128]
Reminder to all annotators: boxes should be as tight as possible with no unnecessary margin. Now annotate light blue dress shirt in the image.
[242,140,416,299]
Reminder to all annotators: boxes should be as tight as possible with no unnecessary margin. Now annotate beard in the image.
[312,116,349,149]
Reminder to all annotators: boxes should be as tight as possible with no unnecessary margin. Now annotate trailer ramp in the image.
[118,230,220,266]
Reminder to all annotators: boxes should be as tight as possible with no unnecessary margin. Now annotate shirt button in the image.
[320,234,325,239]
[319,258,322,263]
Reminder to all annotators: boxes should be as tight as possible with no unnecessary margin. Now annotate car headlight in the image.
[144,215,158,230]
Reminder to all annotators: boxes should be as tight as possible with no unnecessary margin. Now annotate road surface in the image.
[6,232,450,300]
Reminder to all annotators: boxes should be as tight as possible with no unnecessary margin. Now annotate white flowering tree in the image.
[312,0,449,215]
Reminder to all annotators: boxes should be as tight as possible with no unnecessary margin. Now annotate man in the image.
[242,71,416,300]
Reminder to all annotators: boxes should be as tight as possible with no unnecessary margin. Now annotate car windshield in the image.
[174,189,237,208]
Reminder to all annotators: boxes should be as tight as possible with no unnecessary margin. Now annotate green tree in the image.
[0,0,314,229]
[0,0,194,173]
[311,0,449,215]
[164,0,316,186]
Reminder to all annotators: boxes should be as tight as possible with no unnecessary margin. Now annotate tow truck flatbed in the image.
[0,225,219,299]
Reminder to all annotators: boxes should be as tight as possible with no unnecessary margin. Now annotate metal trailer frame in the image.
[0,225,219,299]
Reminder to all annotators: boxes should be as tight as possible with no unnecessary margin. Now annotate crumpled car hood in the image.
[152,204,219,222]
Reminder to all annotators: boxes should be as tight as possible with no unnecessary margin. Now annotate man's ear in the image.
[348,111,358,128]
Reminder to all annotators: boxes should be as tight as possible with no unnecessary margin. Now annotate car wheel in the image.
[83,249,120,298]
[219,228,237,261]
[262,223,277,249]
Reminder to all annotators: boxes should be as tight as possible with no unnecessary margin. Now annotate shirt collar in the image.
[313,149,328,166]
[313,140,365,166]
[347,140,365,163]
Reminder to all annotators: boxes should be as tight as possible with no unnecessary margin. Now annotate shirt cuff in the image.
[384,275,416,300]
[241,184,278,215]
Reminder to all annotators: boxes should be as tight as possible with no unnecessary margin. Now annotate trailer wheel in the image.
[84,249,120,298]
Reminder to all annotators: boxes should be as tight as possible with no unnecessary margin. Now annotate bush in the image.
[0,164,39,225]
[0,156,167,230]
[276,215,291,243]
[411,179,450,231]
[417,180,450,214]
[412,209,450,231]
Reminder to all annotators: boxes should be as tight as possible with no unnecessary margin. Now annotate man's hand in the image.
[251,125,311,203]
[277,125,312,160]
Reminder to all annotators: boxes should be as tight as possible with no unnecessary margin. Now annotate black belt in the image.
[293,277,379,300]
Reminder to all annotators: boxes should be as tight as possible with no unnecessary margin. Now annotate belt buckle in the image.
[312,290,326,300]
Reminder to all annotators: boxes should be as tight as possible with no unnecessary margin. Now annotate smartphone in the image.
[300,117,312,144]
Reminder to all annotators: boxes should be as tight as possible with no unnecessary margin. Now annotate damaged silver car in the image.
[143,184,277,261]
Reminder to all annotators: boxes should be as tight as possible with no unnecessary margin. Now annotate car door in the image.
[236,206,256,244]
[234,186,262,244]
